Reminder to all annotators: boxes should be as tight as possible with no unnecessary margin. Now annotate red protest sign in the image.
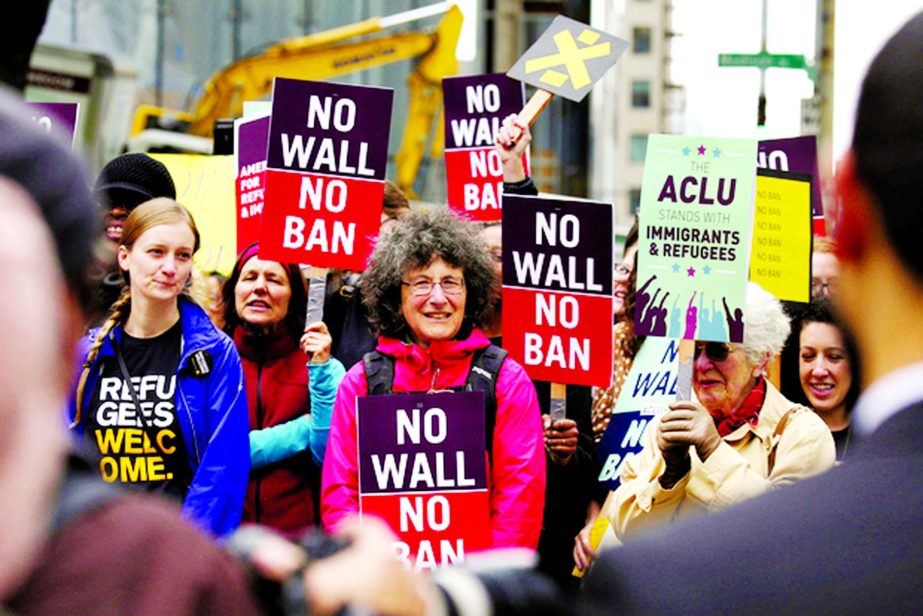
[442,74,527,222]
[259,78,393,269]
[501,194,614,387]
[357,391,490,571]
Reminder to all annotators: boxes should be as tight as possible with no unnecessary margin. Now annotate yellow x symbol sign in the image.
[524,29,612,90]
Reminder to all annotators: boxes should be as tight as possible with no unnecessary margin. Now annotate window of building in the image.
[633,27,652,53]
[630,135,648,162]
[632,80,651,108]
[630,189,642,214]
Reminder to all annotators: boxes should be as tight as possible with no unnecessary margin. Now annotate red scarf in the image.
[711,378,767,437]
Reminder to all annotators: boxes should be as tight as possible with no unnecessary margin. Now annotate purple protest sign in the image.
[758,136,823,221]
[443,73,527,221]
[260,78,393,268]
[443,73,525,150]
[357,391,488,495]
[265,77,392,181]
[501,194,614,387]
[26,102,79,147]
[235,114,270,253]
[358,390,492,569]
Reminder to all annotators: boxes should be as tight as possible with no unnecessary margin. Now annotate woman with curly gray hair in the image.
[578,282,835,565]
[321,206,547,550]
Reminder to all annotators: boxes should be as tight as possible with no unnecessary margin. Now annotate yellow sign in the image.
[525,29,611,90]
[151,154,237,276]
[508,15,628,102]
[749,171,813,302]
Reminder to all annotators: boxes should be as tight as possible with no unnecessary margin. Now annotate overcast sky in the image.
[670,1,920,166]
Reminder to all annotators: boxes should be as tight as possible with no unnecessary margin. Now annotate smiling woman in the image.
[786,298,860,462]
[69,198,250,538]
[321,206,547,551]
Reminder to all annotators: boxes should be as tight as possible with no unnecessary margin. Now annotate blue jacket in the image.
[70,297,250,539]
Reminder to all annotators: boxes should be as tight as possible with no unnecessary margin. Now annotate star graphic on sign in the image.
[672,263,681,273]
[713,148,721,158]
[703,265,712,275]
[697,145,706,155]
[682,146,691,157]
[687,266,696,277]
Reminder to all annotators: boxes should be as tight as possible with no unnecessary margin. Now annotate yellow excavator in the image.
[130,2,463,198]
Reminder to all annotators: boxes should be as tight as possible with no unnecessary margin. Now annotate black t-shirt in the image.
[84,320,193,501]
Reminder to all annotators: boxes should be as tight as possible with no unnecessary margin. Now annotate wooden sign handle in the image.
[508,89,554,143]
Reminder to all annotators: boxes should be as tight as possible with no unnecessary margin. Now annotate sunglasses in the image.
[694,341,735,363]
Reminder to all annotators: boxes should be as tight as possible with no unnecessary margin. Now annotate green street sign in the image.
[718,52,807,70]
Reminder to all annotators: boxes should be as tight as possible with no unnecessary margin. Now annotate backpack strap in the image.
[363,350,395,396]
[465,344,508,460]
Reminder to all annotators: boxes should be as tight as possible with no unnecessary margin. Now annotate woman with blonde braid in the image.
[69,198,250,538]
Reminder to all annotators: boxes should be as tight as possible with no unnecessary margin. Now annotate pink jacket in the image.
[321,328,546,550]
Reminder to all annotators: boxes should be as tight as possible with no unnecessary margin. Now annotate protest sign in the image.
[595,337,678,491]
[358,391,490,572]
[26,101,79,146]
[442,73,526,220]
[750,169,813,303]
[758,135,825,235]
[507,16,628,103]
[501,194,614,387]
[635,135,757,343]
[259,78,393,270]
[154,153,236,275]
[234,114,269,253]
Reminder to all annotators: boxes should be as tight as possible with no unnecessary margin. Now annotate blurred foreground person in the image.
[0,85,260,615]
[0,85,443,616]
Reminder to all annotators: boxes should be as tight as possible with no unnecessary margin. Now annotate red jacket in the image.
[321,328,546,550]
[235,327,318,536]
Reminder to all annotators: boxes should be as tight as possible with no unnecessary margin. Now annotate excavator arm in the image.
[131,2,462,198]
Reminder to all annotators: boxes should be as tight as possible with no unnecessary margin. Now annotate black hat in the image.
[94,152,176,210]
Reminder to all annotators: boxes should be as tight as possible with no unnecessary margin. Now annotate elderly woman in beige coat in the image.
[575,283,835,568]
[618,282,835,534]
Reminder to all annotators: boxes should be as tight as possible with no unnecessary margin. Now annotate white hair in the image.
[742,281,791,365]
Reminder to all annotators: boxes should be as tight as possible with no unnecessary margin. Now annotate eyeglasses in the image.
[401,277,465,297]
[694,341,735,363]
[811,278,839,297]
[615,263,632,277]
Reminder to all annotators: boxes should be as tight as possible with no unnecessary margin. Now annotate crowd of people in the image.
[1,8,922,616]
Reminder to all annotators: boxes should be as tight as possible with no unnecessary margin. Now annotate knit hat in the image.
[235,242,261,274]
[94,153,176,211]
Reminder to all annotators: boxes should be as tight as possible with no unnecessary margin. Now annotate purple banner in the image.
[758,136,822,218]
[235,114,270,253]
[442,73,525,150]
[26,102,79,146]
[501,194,613,296]
[357,391,488,495]
[266,78,393,181]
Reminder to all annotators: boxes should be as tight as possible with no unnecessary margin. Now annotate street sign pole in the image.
[717,0,809,128]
